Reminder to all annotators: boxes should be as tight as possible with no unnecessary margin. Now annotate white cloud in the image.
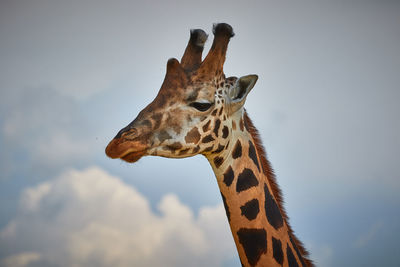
[20,183,51,212]
[0,167,236,267]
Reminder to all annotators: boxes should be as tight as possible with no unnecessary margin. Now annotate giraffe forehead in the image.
[158,73,232,105]
[196,86,215,100]
[189,73,228,93]
[156,82,216,105]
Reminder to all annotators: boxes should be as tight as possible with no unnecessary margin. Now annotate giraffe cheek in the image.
[185,127,201,144]
[157,130,172,143]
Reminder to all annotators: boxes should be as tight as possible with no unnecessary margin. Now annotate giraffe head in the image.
[105,23,258,163]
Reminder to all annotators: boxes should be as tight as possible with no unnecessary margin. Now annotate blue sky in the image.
[1,1,399,266]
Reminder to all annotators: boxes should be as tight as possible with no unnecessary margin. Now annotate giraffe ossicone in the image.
[106,23,313,267]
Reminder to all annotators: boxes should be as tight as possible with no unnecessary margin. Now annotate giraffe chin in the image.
[121,151,146,163]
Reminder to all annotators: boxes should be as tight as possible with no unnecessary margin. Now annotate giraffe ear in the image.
[227,75,258,114]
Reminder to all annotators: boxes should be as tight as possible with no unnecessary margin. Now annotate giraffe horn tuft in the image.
[212,23,234,38]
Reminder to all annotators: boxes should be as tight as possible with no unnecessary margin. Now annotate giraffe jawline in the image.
[121,150,146,163]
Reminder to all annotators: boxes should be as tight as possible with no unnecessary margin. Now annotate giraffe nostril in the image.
[115,126,138,139]
[129,128,138,136]
[123,128,139,140]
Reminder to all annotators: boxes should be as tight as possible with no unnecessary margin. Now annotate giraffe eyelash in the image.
[189,102,214,112]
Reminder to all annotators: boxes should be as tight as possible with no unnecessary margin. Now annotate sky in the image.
[0,1,399,266]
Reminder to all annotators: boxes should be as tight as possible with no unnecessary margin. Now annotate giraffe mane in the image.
[244,110,314,267]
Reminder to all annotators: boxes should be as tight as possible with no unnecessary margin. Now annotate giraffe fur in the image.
[106,23,313,267]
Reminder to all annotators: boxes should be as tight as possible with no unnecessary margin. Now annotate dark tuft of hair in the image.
[212,23,235,38]
[189,29,208,48]
[244,110,314,267]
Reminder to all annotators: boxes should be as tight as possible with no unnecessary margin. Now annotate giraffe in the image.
[105,23,313,267]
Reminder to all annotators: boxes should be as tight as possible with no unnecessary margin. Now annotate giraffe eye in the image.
[189,102,213,112]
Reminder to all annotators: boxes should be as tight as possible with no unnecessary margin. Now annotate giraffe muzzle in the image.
[105,126,149,163]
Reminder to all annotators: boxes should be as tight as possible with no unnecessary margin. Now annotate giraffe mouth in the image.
[120,150,146,163]
[105,138,147,163]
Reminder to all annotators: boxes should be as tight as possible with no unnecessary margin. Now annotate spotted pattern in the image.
[185,127,200,144]
[272,237,284,265]
[248,141,260,172]
[290,234,306,266]
[222,126,229,138]
[232,140,242,159]
[202,120,211,132]
[264,183,284,230]
[240,198,259,221]
[213,144,225,154]
[203,146,213,152]
[218,107,224,116]
[237,228,267,266]
[213,119,221,136]
[236,168,259,193]
[213,156,224,168]
[179,148,190,155]
[223,166,235,186]
[287,245,299,267]
[164,142,182,151]
[202,134,215,143]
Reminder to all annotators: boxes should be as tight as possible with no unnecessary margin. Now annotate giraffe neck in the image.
[205,111,311,267]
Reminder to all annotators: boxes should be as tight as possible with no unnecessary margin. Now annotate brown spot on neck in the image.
[237,228,267,266]
[223,166,234,186]
[236,168,259,193]
[202,134,215,143]
[213,119,221,136]
[213,156,224,168]
[192,146,200,153]
[222,126,229,138]
[232,140,242,159]
[212,144,225,154]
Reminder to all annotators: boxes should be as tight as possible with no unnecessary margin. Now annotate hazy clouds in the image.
[0,167,236,267]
